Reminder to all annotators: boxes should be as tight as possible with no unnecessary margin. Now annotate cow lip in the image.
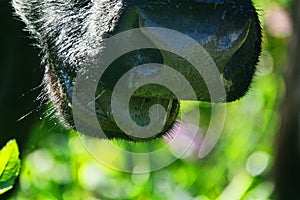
[70,86,180,140]
[55,55,180,141]
[52,44,181,141]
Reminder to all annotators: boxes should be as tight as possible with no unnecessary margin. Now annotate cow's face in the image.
[13,0,261,141]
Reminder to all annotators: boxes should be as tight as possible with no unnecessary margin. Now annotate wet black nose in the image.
[111,0,262,102]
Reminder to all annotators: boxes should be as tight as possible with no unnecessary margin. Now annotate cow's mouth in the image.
[47,1,261,141]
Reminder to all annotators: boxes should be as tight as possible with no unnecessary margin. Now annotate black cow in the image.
[12,0,262,141]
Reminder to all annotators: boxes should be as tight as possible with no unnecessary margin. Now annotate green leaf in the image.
[0,139,21,195]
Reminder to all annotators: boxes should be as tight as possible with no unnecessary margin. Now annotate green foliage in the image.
[0,139,21,195]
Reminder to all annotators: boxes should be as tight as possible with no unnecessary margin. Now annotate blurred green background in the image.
[0,0,295,199]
